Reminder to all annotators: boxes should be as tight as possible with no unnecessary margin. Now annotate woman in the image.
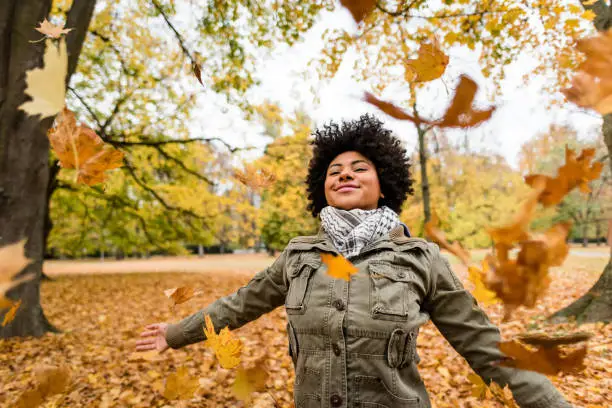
[136,115,571,407]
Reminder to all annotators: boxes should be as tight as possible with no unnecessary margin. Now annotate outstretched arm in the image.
[425,245,572,408]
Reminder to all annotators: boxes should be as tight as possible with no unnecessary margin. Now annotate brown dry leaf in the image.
[562,72,612,114]
[525,146,604,206]
[438,75,495,128]
[340,0,377,23]
[424,211,471,265]
[2,299,22,326]
[35,18,73,39]
[405,40,449,83]
[164,286,203,306]
[365,75,494,129]
[163,366,199,400]
[321,252,358,281]
[203,314,242,369]
[192,61,204,86]
[233,164,276,192]
[47,108,123,185]
[232,366,269,401]
[0,240,34,302]
[498,340,588,376]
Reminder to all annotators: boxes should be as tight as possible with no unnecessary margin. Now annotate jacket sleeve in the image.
[424,245,572,408]
[165,249,289,349]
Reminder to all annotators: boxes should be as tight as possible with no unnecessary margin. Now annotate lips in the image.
[336,185,359,192]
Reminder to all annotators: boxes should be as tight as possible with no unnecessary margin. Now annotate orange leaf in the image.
[498,340,588,376]
[405,40,449,83]
[321,252,358,281]
[164,286,204,306]
[1,299,22,326]
[35,18,73,39]
[233,164,276,192]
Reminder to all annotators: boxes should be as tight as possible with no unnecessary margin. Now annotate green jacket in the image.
[166,225,571,408]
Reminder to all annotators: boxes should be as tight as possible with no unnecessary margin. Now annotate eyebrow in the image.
[328,159,369,169]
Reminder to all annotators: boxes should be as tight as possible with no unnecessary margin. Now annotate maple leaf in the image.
[203,314,242,369]
[467,373,490,399]
[365,75,495,129]
[0,240,34,300]
[405,40,449,83]
[467,261,499,306]
[562,73,612,114]
[424,210,471,265]
[2,299,22,326]
[20,38,67,118]
[35,18,73,39]
[233,164,276,192]
[164,286,204,306]
[340,0,377,23]
[47,108,124,185]
[320,252,358,281]
[231,366,269,401]
[163,366,199,400]
[15,364,73,407]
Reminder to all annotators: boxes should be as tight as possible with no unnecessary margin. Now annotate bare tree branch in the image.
[150,0,195,63]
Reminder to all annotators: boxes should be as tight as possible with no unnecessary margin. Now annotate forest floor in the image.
[1,248,610,407]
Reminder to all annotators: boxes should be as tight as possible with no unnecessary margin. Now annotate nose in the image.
[338,168,354,181]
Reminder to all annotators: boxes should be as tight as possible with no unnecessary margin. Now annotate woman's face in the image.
[324,150,382,211]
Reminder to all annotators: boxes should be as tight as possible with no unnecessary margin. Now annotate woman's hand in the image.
[136,323,169,353]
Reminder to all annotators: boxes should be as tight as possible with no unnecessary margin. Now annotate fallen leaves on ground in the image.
[14,364,72,408]
[19,38,67,118]
[320,252,358,281]
[163,366,199,400]
[47,108,124,185]
[0,258,609,407]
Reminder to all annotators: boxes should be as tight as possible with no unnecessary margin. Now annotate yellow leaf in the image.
[231,366,269,401]
[468,261,499,306]
[20,38,67,118]
[35,18,73,39]
[581,10,596,21]
[163,366,199,400]
[404,40,449,83]
[467,373,488,399]
[164,286,203,306]
[203,314,242,369]
[321,252,358,281]
[1,299,22,326]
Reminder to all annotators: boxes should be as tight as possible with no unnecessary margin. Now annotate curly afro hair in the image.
[306,114,414,217]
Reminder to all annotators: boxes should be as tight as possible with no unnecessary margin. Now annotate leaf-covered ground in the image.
[1,252,610,408]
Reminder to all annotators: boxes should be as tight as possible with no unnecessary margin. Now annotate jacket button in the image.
[332,343,341,356]
[330,394,342,406]
[397,271,406,278]
[332,299,345,311]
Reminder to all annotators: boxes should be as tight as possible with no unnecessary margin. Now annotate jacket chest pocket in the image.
[369,262,416,321]
[285,256,320,314]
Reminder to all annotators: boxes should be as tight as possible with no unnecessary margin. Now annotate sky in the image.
[190,6,603,172]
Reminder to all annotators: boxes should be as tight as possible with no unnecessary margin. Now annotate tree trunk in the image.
[417,124,431,225]
[0,0,96,338]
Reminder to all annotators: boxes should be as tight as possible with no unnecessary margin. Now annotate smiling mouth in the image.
[336,186,358,192]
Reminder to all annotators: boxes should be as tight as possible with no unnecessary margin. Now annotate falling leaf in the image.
[365,75,495,129]
[467,373,489,399]
[163,366,199,400]
[405,40,449,83]
[47,108,124,185]
[15,364,73,406]
[192,61,204,86]
[20,38,67,118]
[233,165,276,192]
[35,18,73,39]
[164,286,204,306]
[320,252,358,281]
[498,339,588,376]
[424,210,471,265]
[581,10,596,21]
[340,0,377,23]
[232,366,269,401]
[562,72,612,114]
[2,299,22,326]
[468,261,499,306]
[0,240,34,301]
[203,314,242,369]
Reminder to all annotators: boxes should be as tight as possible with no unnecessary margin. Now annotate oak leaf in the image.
[35,19,73,39]
[321,252,358,281]
[20,38,67,118]
[203,314,242,369]
[164,286,203,306]
[163,366,199,400]
[405,40,449,83]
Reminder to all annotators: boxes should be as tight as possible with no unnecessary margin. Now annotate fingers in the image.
[135,338,156,351]
[145,323,160,330]
[140,330,159,338]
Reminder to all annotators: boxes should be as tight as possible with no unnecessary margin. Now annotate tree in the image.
[0,0,328,338]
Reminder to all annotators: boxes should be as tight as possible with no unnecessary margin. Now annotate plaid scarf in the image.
[320,205,401,259]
